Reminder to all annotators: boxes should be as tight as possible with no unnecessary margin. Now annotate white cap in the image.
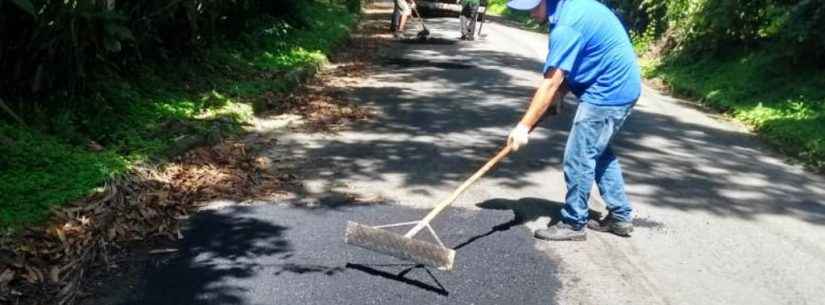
[507,0,542,10]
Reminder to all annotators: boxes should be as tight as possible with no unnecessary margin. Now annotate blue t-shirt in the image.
[543,0,641,106]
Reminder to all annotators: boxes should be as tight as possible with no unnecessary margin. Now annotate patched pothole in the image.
[381,57,475,70]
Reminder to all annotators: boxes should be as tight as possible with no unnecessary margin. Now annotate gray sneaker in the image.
[534,222,586,241]
[587,214,633,237]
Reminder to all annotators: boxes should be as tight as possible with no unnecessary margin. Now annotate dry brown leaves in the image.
[161,141,295,205]
[281,87,375,132]
[274,11,394,132]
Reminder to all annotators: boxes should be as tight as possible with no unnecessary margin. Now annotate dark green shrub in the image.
[0,0,314,107]
[344,0,362,13]
[782,0,825,63]
[597,0,825,62]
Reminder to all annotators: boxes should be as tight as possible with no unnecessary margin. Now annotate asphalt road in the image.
[98,2,825,305]
[112,204,560,305]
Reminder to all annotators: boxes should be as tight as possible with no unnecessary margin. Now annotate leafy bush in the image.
[782,0,825,63]
[0,0,314,102]
[601,0,825,62]
[0,123,129,228]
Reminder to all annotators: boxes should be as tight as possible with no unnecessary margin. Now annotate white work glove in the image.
[508,123,530,151]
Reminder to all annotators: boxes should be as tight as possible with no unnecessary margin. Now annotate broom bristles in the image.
[344,221,455,271]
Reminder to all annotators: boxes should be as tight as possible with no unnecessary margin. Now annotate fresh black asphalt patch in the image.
[380,57,476,70]
[109,203,561,305]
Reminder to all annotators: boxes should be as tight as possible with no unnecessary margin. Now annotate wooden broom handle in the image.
[405,144,513,238]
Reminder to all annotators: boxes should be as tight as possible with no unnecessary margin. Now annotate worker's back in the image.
[544,0,641,106]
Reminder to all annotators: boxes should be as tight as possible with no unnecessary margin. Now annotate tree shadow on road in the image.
[475,197,567,227]
[458,197,600,250]
[277,35,825,227]
[345,263,449,296]
[615,95,825,226]
[273,47,577,193]
[114,206,291,305]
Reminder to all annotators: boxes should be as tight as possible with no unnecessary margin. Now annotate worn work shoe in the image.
[534,222,587,241]
[588,215,634,237]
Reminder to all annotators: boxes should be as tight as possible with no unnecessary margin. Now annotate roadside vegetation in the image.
[0,0,360,231]
[626,0,825,170]
[643,52,825,169]
[485,0,546,31]
[489,0,825,171]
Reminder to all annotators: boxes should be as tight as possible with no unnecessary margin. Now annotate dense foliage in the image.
[616,0,825,170]
[0,0,359,230]
[0,0,311,100]
[602,0,825,62]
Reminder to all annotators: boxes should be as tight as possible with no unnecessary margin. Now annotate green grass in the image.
[0,2,357,231]
[0,126,129,227]
[643,52,825,170]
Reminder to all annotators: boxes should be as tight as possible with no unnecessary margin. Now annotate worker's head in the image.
[507,0,547,24]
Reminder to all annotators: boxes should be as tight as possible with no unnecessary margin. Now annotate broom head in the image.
[417,28,430,40]
[345,221,455,271]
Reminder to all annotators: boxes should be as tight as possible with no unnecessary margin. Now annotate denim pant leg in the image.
[561,102,634,228]
[595,146,633,222]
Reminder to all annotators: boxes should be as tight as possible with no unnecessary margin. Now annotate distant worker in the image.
[459,0,482,40]
[394,0,415,38]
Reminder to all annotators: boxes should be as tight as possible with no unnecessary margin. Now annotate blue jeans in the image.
[561,101,635,229]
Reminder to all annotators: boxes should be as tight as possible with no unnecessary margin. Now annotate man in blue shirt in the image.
[506,0,641,240]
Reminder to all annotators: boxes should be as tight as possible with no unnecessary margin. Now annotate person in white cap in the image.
[394,0,415,38]
[505,0,641,240]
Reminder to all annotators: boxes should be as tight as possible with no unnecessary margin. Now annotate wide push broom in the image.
[345,143,514,271]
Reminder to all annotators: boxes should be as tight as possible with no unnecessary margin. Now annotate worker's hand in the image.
[507,123,530,151]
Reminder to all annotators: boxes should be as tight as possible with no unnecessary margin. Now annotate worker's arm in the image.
[520,68,566,128]
[548,78,569,115]
[508,68,566,151]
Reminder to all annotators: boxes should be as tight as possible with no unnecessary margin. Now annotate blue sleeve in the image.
[543,25,584,75]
